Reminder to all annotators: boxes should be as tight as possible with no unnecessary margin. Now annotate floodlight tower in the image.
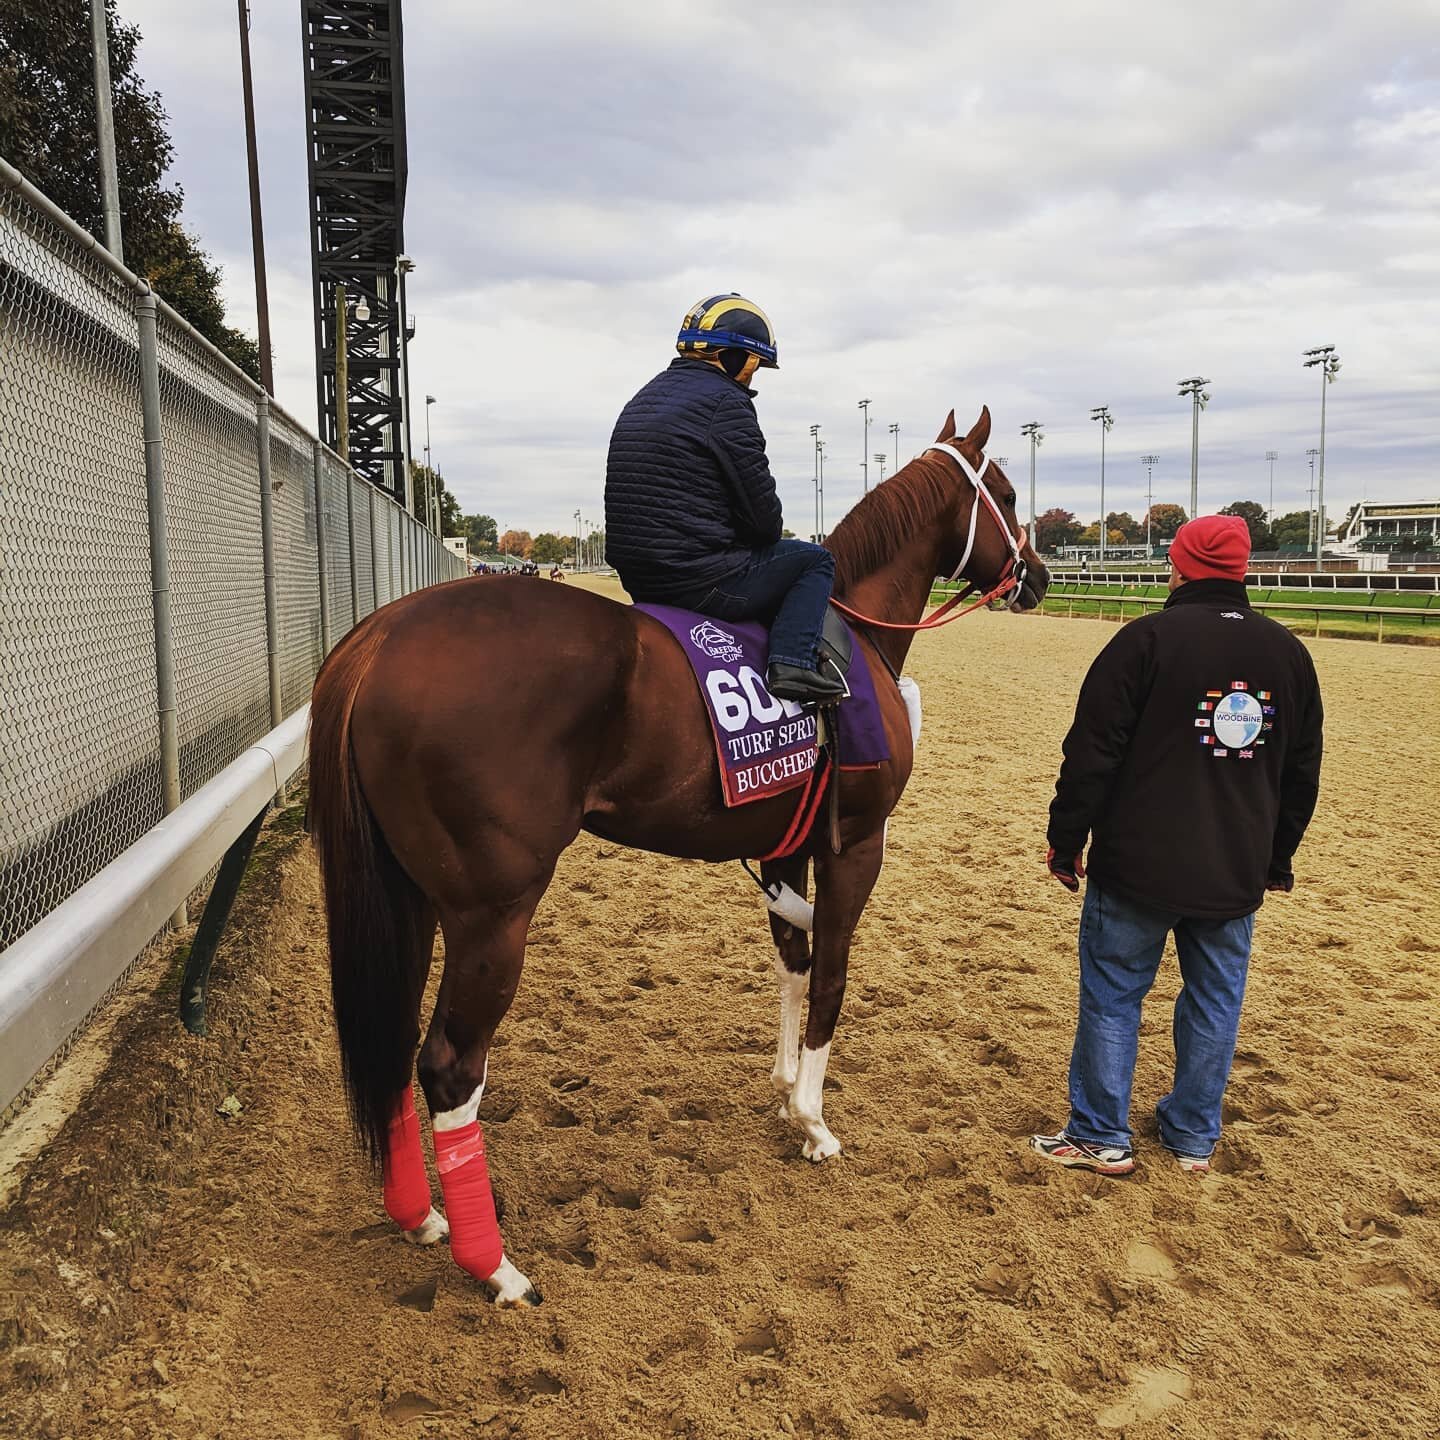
[1265,450,1279,528]
[1140,454,1159,555]
[1020,422,1043,546]
[1302,346,1341,567]
[1177,376,1211,519]
[858,398,872,493]
[888,422,900,472]
[1090,407,1114,564]
[874,451,888,484]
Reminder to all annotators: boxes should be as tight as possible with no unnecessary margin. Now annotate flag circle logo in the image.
[1213,691,1263,748]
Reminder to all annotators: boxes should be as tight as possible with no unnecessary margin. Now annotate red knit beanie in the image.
[1169,515,1250,582]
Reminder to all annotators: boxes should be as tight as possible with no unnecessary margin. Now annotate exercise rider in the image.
[604,294,843,703]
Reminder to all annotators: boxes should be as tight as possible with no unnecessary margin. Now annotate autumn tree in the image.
[1144,503,1188,540]
[1034,507,1082,552]
[531,532,575,565]
[499,529,533,558]
[1105,511,1143,544]
[0,0,259,376]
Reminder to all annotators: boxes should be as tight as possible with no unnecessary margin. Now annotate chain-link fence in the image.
[0,161,467,962]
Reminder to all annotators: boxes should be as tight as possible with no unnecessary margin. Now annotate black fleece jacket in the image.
[1048,580,1324,919]
[604,358,784,602]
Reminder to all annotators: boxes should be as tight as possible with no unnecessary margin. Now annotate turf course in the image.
[929,580,1440,643]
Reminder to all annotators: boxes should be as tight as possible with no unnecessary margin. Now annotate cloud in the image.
[118,0,1438,532]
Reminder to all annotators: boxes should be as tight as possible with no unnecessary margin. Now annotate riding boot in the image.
[767,661,846,703]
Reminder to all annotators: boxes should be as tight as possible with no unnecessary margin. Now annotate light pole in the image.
[858,399,872,493]
[1020,421,1043,550]
[1140,454,1159,557]
[1090,406,1114,565]
[1265,450,1279,530]
[809,424,821,541]
[874,451,887,485]
[888,422,900,473]
[817,439,827,539]
[423,394,437,531]
[1177,376,1211,518]
[1306,448,1319,550]
[574,509,581,573]
[1302,346,1341,568]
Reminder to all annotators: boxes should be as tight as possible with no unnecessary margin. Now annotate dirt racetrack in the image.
[3,576,1438,1440]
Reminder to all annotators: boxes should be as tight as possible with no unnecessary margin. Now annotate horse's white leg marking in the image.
[788,1042,840,1162]
[402,1207,450,1245]
[432,1059,487,1130]
[485,1256,538,1306]
[771,950,807,1114]
[431,1066,535,1303]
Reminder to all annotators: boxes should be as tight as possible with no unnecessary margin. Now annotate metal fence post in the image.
[312,440,332,654]
[369,489,382,611]
[345,470,360,623]
[256,394,283,729]
[135,291,184,926]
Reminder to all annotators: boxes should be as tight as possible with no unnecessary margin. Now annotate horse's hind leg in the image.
[761,856,811,1113]
[380,904,450,1245]
[788,831,885,1162]
[418,894,546,1307]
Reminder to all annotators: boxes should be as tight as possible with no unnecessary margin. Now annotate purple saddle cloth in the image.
[634,603,890,808]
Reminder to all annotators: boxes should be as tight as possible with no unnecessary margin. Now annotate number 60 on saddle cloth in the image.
[635,603,890,808]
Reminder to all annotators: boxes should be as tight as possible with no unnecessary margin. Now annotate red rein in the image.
[830,567,1019,633]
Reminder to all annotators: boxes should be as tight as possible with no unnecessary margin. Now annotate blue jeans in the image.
[1066,882,1254,1157]
[683,540,835,669]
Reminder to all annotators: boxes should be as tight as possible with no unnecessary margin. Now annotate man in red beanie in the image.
[1032,515,1323,1176]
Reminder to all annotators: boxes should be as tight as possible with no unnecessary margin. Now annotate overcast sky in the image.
[121,1,1438,536]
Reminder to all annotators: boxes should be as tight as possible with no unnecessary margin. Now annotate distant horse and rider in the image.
[309,401,1048,1305]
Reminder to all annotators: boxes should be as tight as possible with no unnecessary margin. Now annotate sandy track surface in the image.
[3,583,1438,1439]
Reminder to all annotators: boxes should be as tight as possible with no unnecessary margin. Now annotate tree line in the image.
[1034,501,1341,553]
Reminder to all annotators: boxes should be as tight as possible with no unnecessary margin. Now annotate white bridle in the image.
[926,442,1030,588]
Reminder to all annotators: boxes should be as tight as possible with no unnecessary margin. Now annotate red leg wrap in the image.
[382,1087,433,1232]
[434,1120,504,1281]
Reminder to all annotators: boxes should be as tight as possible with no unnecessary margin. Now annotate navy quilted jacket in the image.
[605,358,783,601]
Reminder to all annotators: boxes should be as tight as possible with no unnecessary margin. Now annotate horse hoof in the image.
[486,1257,540,1307]
[777,1101,792,1121]
[802,1133,842,1163]
[402,1208,450,1246]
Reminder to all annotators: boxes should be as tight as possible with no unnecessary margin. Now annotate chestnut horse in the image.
[308,406,1048,1305]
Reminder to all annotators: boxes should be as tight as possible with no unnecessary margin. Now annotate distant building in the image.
[1338,500,1439,551]
[443,536,470,563]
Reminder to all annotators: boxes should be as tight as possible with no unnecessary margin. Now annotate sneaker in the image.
[1030,1131,1135,1176]
[1166,1148,1212,1175]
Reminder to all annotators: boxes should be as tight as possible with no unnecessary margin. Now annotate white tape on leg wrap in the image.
[764,882,814,932]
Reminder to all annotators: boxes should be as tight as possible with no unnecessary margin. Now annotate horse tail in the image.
[308,612,429,1170]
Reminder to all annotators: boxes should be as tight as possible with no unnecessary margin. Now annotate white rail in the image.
[0,708,310,1115]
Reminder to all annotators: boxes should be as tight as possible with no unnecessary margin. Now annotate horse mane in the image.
[824,456,953,594]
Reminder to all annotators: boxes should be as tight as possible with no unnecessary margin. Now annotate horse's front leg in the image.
[761,856,811,1115]
[788,831,885,1162]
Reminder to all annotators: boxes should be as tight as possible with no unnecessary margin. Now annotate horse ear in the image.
[934,409,957,443]
[961,405,992,454]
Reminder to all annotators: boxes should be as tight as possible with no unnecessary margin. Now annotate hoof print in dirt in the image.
[394,1277,438,1312]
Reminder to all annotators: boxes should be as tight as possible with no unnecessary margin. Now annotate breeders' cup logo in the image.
[690,619,745,665]
[1196,682,1271,758]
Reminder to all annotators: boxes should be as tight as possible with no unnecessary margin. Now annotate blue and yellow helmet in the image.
[675,293,779,385]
